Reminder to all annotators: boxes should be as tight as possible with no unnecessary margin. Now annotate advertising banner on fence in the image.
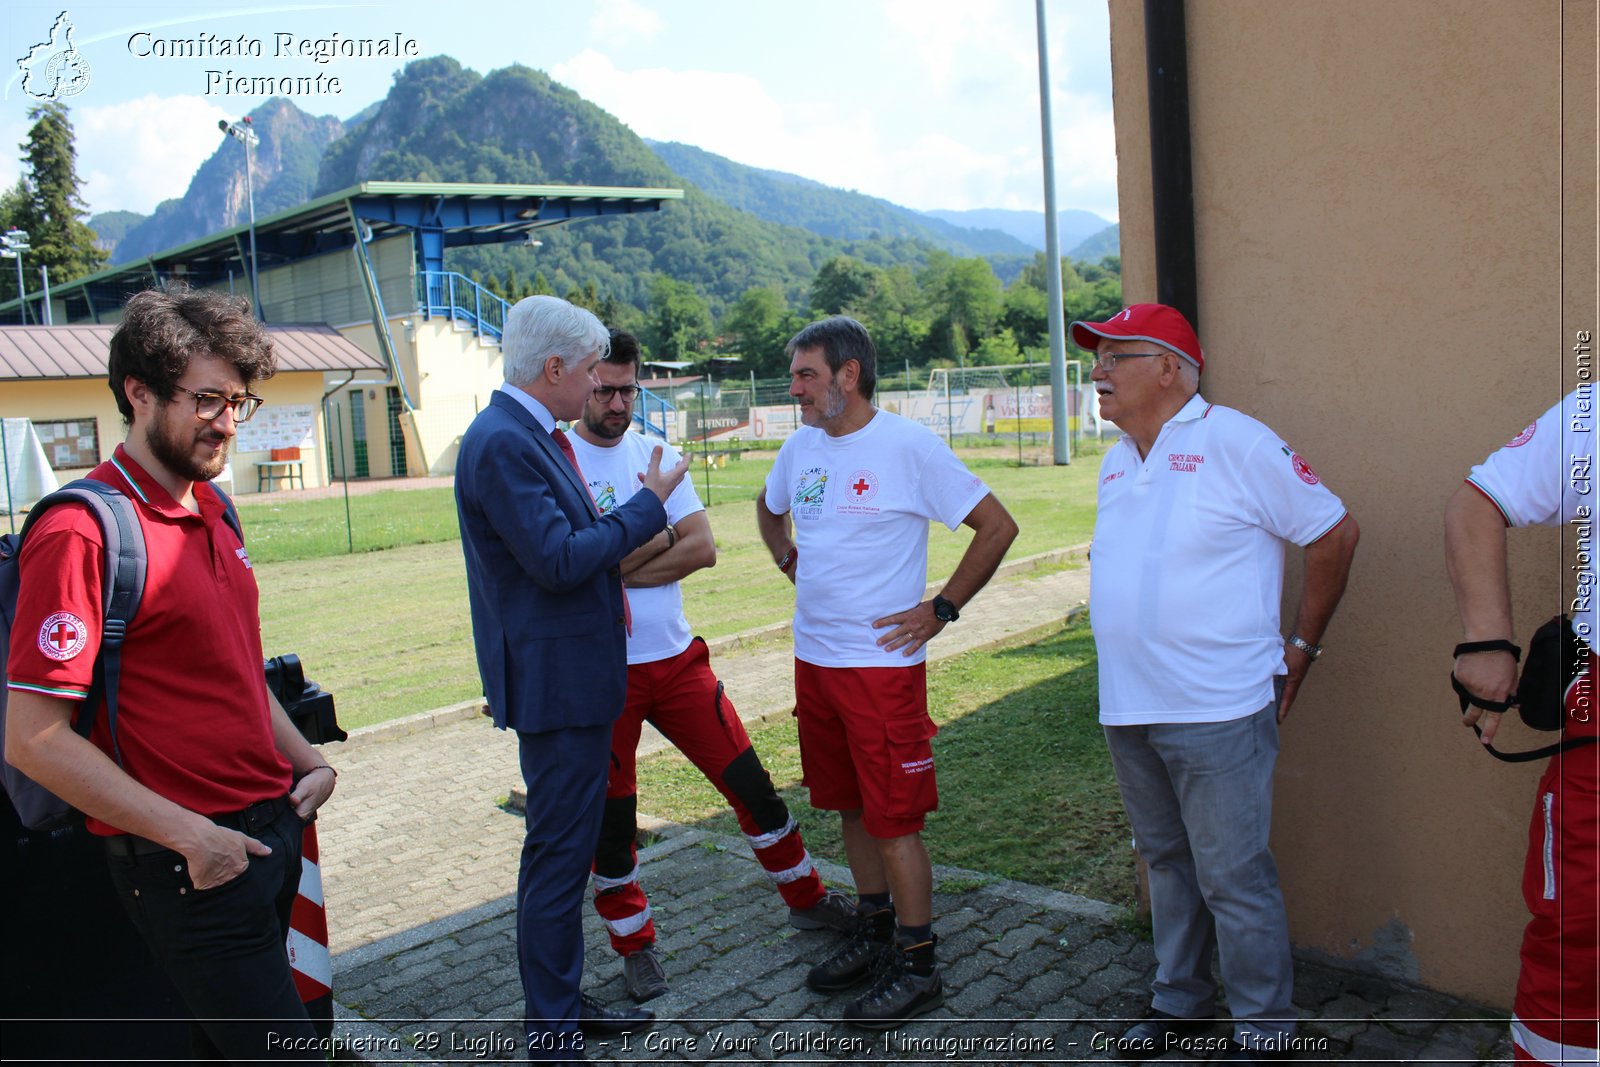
[683,406,749,441]
[984,389,1054,433]
[749,404,803,441]
[881,395,984,435]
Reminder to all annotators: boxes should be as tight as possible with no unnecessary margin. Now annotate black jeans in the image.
[105,796,321,1062]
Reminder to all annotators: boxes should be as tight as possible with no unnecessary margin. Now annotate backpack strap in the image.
[22,480,147,763]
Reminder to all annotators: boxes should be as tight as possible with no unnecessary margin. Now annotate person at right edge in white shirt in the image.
[1080,303,1359,1064]
[1446,389,1600,1066]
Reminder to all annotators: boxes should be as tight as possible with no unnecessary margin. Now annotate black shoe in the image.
[842,938,944,1030]
[1116,1009,1214,1056]
[578,992,654,1034]
[621,945,668,1003]
[805,906,895,992]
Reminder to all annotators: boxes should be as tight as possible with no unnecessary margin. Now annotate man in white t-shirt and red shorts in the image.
[1080,304,1359,1064]
[1446,390,1600,1066]
[568,330,855,1005]
[756,316,1018,1027]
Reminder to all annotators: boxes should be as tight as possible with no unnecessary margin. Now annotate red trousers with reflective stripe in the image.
[1513,652,1600,1065]
[593,639,824,956]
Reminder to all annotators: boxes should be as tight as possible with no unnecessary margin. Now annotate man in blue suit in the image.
[456,295,688,1061]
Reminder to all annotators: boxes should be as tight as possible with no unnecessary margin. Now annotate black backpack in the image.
[0,478,240,830]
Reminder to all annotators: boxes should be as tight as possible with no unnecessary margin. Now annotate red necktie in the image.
[551,427,631,636]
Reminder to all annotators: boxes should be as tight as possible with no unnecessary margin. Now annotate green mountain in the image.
[1069,223,1121,262]
[645,140,1034,257]
[309,57,950,315]
[922,207,1113,253]
[109,98,343,263]
[87,209,144,254]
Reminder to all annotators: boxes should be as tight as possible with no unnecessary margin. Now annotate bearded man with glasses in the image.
[1080,303,1359,1064]
[6,283,337,1060]
[568,330,855,1005]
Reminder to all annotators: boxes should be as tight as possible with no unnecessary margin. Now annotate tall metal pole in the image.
[243,125,261,319]
[39,264,52,325]
[1036,0,1071,465]
[220,117,262,319]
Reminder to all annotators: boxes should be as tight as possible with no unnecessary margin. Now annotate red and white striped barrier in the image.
[286,822,333,1036]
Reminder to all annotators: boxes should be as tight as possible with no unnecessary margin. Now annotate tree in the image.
[719,286,800,376]
[12,102,107,286]
[808,256,881,316]
[645,275,712,362]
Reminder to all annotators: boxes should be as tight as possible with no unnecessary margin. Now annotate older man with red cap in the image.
[1077,304,1359,1064]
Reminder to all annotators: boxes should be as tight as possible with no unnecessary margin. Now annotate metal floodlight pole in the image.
[219,117,263,319]
[1036,0,1071,465]
[2,229,30,325]
[39,264,52,325]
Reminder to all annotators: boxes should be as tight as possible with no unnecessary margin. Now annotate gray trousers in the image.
[1103,701,1297,1044]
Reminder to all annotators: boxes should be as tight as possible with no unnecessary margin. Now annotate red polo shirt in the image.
[6,446,291,834]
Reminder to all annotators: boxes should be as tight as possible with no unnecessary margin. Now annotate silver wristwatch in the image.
[1287,633,1322,660]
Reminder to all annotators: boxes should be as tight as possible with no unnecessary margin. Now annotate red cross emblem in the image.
[38,611,89,662]
[847,469,879,504]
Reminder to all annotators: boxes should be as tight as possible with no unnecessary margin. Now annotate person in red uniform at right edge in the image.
[1445,386,1600,1065]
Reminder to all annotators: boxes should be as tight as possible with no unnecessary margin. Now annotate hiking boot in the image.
[789,888,858,932]
[842,936,944,1030]
[621,945,668,1004]
[804,905,895,992]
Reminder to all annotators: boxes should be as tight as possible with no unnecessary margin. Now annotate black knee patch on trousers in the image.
[719,746,790,833]
[594,794,638,879]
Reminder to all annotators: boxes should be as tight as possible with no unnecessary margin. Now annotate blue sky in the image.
[2,0,1118,222]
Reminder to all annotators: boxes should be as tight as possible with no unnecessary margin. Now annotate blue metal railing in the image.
[417,270,674,438]
[418,271,510,344]
[634,387,673,441]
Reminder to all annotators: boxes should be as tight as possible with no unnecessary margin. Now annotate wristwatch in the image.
[1287,633,1322,660]
[932,595,960,623]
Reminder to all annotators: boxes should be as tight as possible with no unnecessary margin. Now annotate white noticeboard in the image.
[235,404,317,454]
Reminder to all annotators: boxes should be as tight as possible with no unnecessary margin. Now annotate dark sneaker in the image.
[577,991,654,1034]
[789,888,858,932]
[621,945,668,1004]
[842,943,944,1030]
[804,906,894,992]
[1116,1009,1215,1057]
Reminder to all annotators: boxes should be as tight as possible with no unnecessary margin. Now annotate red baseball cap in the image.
[1069,303,1204,372]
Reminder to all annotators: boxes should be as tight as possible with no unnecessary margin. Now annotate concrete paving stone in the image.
[990,920,1059,958]
[1001,965,1075,1012]
[1070,960,1143,1007]
[945,972,1015,1015]
[1054,918,1114,955]
[1006,941,1072,978]
[939,949,1008,991]
[930,905,984,936]
[1344,1021,1442,1061]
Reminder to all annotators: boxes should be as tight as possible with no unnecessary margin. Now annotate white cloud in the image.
[552,49,788,151]
[72,95,234,216]
[588,0,665,41]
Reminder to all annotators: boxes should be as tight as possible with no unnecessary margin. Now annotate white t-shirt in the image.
[763,409,992,667]
[1090,394,1349,725]
[568,430,704,665]
[1466,388,1598,644]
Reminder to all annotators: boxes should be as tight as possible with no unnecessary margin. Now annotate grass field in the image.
[632,619,1136,907]
[254,443,1104,729]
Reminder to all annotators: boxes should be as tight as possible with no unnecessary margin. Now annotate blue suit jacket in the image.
[455,390,666,733]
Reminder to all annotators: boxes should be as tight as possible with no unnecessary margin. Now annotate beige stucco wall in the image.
[4,371,337,496]
[1106,0,1595,1005]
